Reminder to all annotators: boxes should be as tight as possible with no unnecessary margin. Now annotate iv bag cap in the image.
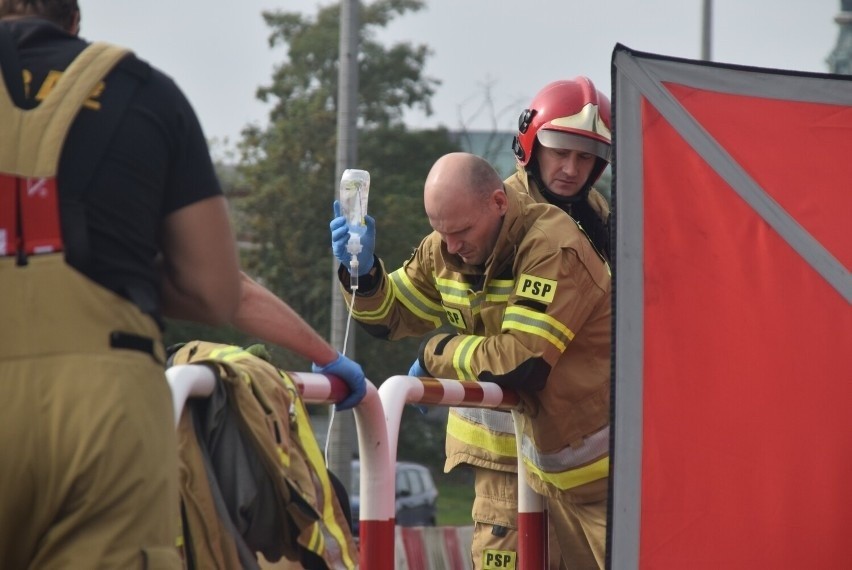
[341,169,371,183]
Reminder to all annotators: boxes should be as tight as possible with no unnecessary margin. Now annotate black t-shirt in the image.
[0,18,223,318]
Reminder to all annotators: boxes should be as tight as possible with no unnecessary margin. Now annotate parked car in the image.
[349,459,438,536]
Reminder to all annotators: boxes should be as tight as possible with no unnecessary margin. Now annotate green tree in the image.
[233,0,460,384]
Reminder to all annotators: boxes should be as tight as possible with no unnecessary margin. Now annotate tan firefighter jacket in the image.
[343,185,611,500]
[170,341,357,569]
[439,168,612,493]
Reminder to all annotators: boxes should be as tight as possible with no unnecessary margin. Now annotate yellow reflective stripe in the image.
[208,346,252,384]
[452,335,484,381]
[470,297,483,316]
[503,306,573,352]
[282,370,356,568]
[351,280,396,321]
[466,293,484,318]
[487,279,514,296]
[389,269,444,327]
[208,346,242,359]
[485,278,513,303]
[272,447,288,468]
[307,523,324,557]
[436,276,470,306]
[523,456,609,490]
[447,412,518,457]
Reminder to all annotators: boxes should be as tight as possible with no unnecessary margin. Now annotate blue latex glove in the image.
[312,352,367,411]
[407,359,429,415]
[408,359,428,377]
[330,200,376,276]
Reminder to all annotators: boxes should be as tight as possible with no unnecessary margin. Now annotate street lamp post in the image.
[701,0,713,61]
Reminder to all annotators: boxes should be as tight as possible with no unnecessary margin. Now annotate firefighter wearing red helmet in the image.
[444,77,612,570]
[511,76,612,261]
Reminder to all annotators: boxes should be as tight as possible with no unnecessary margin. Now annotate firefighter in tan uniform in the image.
[0,4,365,568]
[327,151,612,569]
[445,77,614,569]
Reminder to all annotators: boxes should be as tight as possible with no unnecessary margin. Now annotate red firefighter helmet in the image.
[512,77,612,183]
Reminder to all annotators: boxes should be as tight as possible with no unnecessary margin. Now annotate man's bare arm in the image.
[232,272,339,367]
[159,196,242,325]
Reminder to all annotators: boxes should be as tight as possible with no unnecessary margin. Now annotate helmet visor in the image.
[536,130,612,163]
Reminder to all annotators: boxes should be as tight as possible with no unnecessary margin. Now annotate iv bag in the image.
[339,169,370,234]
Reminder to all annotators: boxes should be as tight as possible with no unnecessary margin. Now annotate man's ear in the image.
[492,187,508,216]
[69,9,80,36]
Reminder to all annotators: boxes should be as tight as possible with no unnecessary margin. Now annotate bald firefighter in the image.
[327,151,611,569]
[444,77,613,569]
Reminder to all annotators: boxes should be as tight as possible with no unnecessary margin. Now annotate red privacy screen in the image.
[611,45,852,570]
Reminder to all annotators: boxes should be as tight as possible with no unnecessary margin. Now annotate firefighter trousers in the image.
[0,254,180,569]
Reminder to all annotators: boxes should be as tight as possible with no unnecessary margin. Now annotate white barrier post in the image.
[512,411,547,570]
[378,376,545,569]
[290,373,395,569]
[165,364,217,426]
[168,365,395,569]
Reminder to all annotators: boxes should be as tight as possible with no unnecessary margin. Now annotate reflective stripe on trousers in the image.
[521,425,610,491]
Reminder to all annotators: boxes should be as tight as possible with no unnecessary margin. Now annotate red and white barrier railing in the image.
[289,372,394,569]
[378,375,547,570]
[167,365,394,570]
[512,409,548,570]
[378,375,520,463]
[167,367,548,568]
[165,364,218,426]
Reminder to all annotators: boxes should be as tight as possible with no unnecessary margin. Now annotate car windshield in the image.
[350,462,436,498]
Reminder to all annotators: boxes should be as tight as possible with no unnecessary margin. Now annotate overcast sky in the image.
[81,0,842,150]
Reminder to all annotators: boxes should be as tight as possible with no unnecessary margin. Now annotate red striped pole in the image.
[291,373,395,569]
[378,376,548,568]
[379,375,520,465]
[512,410,547,570]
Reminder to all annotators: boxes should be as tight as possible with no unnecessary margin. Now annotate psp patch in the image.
[515,273,557,304]
[444,306,466,329]
[482,549,516,570]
